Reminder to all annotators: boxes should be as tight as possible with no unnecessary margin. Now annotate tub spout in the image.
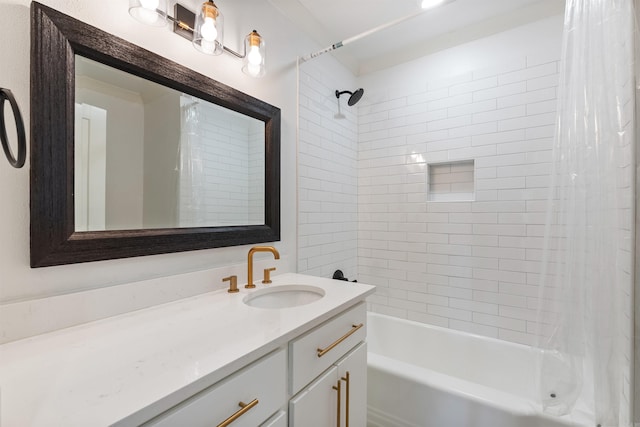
[246,246,280,288]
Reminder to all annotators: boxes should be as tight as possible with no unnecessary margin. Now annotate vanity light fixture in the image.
[128,0,266,77]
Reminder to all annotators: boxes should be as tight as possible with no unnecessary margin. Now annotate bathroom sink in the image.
[243,285,325,309]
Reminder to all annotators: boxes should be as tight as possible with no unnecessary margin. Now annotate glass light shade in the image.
[242,30,266,78]
[193,1,224,56]
[128,0,168,27]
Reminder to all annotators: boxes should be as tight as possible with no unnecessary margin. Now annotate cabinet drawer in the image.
[290,302,366,393]
[146,348,286,427]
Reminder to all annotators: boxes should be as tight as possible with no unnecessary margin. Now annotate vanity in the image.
[0,273,374,426]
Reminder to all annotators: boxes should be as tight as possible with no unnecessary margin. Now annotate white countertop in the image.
[0,273,375,427]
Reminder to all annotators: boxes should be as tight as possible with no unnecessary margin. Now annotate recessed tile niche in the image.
[427,160,475,202]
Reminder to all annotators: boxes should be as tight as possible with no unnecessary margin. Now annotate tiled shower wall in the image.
[297,58,359,279]
[358,55,562,345]
[178,100,264,227]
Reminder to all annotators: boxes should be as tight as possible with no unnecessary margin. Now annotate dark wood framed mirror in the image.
[30,2,281,267]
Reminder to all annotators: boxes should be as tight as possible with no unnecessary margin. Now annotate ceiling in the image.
[268,0,565,75]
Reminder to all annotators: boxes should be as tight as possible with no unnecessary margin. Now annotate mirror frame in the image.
[30,2,281,267]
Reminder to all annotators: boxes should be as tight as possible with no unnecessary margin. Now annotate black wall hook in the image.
[0,88,26,168]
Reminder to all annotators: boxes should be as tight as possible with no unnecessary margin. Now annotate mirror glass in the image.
[74,56,265,232]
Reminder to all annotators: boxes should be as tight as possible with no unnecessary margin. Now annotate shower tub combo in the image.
[366,312,591,427]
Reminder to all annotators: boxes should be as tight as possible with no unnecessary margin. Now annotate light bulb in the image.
[200,17,218,42]
[200,39,216,54]
[420,0,445,9]
[247,46,262,65]
[140,0,159,10]
[247,63,262,77]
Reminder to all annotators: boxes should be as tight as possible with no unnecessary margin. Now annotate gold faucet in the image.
[246,246,280,288]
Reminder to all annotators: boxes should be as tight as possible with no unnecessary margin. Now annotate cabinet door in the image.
[289,366,339,427]
[335,342,367,427]
[261,410,287,427]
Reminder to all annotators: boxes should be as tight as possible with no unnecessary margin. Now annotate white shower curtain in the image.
[536,1,637,426]
[177,96,206,227]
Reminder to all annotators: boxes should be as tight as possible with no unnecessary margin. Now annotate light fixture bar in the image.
[224,45,245,59]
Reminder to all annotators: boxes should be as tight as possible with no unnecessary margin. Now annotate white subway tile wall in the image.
[248,123,266,224]
[359,55,561,346]
[298,64,359,279]
[178,100,265,226]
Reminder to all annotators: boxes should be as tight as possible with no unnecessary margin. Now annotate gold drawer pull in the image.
[341,372,350,427]
[317,324,363,358]
[332,379,342,427]
[217,399,259,427]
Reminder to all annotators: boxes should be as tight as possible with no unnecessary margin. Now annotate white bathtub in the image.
[366,312,592,427]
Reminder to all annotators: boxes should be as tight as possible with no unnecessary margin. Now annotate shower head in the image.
[335,88,364,106]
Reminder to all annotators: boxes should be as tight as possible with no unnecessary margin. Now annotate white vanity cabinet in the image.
[142,302,367,427]
[144,349,287,427]
[289,302,367,426]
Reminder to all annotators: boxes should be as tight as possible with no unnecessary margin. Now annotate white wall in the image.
[297,55,359,280]
[143,90,181,228]
[357,15,565,346]
[0,0,314,342]
[76,79,145,230]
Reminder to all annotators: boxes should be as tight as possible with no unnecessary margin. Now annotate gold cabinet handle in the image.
[216,399,259,427]
[317,324,363,358]
[341,371,350,427]
[332,380,341,427]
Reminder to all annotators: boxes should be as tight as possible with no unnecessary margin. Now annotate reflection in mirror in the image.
[74,56,265,232]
